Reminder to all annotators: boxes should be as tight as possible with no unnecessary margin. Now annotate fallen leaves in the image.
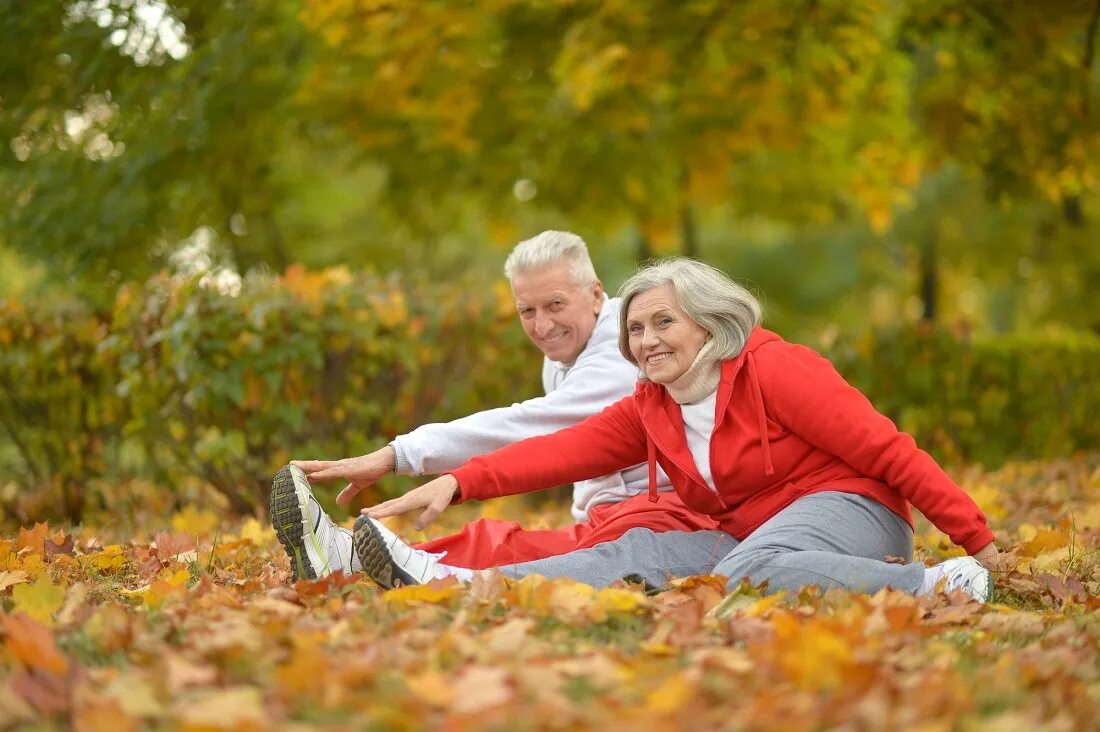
[0,457,1097,729]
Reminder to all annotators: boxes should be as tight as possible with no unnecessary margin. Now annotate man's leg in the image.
[498,527,739,588]
[711,491,923,594]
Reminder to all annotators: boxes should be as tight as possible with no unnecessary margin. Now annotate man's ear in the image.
[592,280,605,313]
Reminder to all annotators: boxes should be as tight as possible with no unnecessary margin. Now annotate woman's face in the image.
[626,284,710,384]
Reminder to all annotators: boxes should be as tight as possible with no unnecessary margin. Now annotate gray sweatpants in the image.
[499,492,926,594]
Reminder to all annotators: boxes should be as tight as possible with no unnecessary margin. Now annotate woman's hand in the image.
[973,542,1002,571]
[292,446,396,505]
[361,474,460,530]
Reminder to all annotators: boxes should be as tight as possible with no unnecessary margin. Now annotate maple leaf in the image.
[11,575,66,625]
[43,531,75,558]
[152,531,196,561]
[16,522,49,555]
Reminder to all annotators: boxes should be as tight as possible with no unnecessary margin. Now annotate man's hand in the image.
[361,475,459,531]
[292,446,396,506]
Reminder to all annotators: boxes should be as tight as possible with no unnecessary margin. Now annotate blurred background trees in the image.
[1,0,1099,523]
[2,0,1098,333]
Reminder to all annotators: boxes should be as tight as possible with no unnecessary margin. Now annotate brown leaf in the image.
[152,531,196,562]
[0,678,36,727]
[0,570,30,592]
[162,653,219,696]
[44,531,75,558]
[12,669,69,716]
[293,569,360,598]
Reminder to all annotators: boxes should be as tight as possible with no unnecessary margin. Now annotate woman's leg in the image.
[711,492,924,594]
[498,527,739,588]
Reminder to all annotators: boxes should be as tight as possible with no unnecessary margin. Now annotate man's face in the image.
[511,263,604,364]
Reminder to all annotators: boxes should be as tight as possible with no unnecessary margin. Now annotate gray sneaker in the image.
[352,514,449,589]
[269,464,358,581]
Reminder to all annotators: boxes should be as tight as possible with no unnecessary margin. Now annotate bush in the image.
[0,267,537,524]
[826,323,1100,467]
[1,271,1097,525]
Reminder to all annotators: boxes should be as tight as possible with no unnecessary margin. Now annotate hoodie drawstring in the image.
[647,434,659,502]
[746,352,775,476]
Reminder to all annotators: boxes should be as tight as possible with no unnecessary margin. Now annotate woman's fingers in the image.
[362,493,423,519]
[301,465,348,483]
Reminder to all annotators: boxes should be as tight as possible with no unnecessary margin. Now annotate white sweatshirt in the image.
[390,295,673,521]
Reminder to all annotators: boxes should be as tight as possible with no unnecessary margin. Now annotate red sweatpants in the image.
[413,491,718,569]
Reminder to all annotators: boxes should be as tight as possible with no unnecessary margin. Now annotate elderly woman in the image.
[352,258,1000,601]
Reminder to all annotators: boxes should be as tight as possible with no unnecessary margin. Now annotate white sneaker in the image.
[922,556,993,603]
[352,515,455,589]
[270,464,359,581]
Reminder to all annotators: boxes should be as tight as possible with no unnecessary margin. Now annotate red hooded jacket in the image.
[450,328,995,555]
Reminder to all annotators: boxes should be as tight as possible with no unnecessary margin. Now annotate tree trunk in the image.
[919,230,938,322]
[681,204,699,258]
[636,229,653,263]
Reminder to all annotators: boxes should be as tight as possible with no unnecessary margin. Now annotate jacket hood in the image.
[639,327,782,502]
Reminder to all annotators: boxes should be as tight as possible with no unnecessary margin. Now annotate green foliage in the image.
[2,269,1097,525]
[0,268,537,524]
[828,324,1100,467]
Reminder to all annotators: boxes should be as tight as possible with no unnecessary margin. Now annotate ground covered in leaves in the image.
[2,457,1099,731]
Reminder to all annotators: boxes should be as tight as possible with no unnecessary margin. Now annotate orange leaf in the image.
[17,523,49,555]
[0,613,69,676]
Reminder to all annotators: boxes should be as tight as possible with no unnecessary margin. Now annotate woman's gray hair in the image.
[503,231,598,287]
[617,258,763,364]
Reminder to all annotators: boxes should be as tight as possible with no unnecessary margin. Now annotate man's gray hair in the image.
[617,258,763,364]
[504,231,599,287]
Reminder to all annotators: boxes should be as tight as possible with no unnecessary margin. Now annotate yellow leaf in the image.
[548,579,596,622]
[1020,527,1069,557]
[86,545,128,573]
[595,587,645,615]
[383,580,459,606]
[238,518,273,546]
[404,671,453,708]
[966,481,1007,522]
[744,593,785,618]
[644,674,694,714]
[11,574,66,625]
[171,506,220,537]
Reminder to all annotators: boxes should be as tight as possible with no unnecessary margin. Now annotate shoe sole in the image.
[353,515,414,590]
[977,568,993,603]
[269,465,318,582]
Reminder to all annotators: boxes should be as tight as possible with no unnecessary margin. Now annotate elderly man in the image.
[271,231,715,580]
